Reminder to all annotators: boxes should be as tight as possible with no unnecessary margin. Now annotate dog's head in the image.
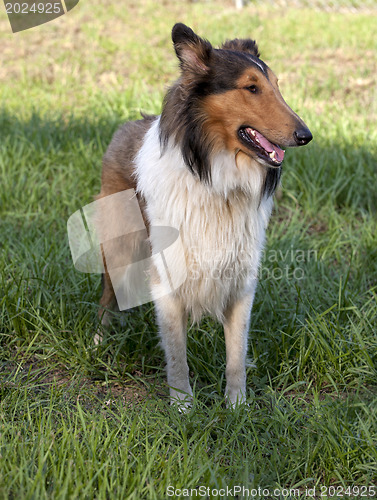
[160,23,312,187]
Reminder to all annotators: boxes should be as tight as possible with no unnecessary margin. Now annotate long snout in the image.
[269,79,313,148]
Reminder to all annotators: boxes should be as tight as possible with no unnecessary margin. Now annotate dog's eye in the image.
[246,84,258,94]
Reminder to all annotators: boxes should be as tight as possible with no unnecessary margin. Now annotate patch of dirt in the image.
[0,357,155,407]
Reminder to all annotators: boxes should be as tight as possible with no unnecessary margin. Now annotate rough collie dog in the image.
[97,23,312,408]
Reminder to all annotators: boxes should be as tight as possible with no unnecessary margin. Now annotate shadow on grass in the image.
[1,107,376,399]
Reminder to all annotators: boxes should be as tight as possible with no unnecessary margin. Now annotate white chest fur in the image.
[135,118,273,322]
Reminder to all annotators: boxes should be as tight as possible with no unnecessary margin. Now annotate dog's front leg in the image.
[155,295,192,408]
[223,292,255,407]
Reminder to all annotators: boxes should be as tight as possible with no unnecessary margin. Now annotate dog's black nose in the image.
[294,128,313,146]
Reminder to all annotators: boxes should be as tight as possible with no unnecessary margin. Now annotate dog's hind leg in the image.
[155,295,192,409]
[98,271,116,324]
[95,268,116,345]
[223,292,255,407]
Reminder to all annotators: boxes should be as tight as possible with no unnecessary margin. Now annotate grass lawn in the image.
[1,0,377,498]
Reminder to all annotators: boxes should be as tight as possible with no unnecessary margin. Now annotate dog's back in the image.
[99,116,155,198]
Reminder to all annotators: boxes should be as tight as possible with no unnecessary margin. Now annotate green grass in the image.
[1,1,377,498]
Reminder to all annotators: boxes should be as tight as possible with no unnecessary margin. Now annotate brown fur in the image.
[97,116,155,323]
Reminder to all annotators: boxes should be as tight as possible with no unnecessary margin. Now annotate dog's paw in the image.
[225,391,248,409]
[170,389,193,413]
[93,329,103,346]
[171,398,193,413]
[226,400,250,410]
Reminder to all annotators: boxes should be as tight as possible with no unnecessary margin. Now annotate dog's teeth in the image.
[269,151,276,160]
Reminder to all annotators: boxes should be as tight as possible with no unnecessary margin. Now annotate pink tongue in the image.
[254,130,285,163]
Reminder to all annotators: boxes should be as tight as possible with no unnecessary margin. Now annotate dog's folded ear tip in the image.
[172,23,209,50]
[172,22,189,32]
[172,23,194,44]
[171,24,212,72]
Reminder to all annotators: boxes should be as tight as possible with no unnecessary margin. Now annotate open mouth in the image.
[238,127,285,167]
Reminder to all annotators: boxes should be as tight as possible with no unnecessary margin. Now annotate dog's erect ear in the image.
[172,23,212,76]
[222,38,260,58]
